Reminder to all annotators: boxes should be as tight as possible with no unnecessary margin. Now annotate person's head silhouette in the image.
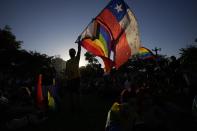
[69,48,76,58]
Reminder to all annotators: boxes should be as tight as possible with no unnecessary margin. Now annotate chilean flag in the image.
[78,0,141,71]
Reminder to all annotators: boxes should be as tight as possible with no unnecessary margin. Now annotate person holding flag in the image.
[65,43,81,113]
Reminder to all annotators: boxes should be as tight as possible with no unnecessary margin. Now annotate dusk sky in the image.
[0,0,197,67]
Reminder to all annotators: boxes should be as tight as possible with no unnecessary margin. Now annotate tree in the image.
[0,26,24,87]
[84,52,99,65]
[179,45,197,70]
[0,25,58,89]
[83,52,104,77]
[51,56,66,78]
[0,25,22,50]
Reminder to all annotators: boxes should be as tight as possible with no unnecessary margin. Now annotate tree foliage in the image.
[179,45,197,70]
[81,52,104,77]
[0,26,56,87]
[0,25,22,50]
[84,52,99,65]
[51,56,66,79]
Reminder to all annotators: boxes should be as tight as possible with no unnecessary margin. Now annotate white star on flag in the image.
[115,4,123,13]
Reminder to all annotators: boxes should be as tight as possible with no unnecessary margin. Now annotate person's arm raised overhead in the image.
[76,42,81,60]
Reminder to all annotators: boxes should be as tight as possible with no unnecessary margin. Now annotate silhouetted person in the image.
[65,43,81,113]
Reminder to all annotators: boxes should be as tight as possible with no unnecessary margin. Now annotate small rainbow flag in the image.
[138,47,155,60]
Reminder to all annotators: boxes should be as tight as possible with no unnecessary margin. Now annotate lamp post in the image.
[152,47,161,56]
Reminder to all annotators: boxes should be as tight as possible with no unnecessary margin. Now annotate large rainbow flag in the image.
[77,0,141,72]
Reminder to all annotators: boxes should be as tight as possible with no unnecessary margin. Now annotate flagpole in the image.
[75,19,94,43]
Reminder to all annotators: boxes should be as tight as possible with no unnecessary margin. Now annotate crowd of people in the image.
[73,54,197,130]
[101,57,197,131]
[0,44,197,130]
